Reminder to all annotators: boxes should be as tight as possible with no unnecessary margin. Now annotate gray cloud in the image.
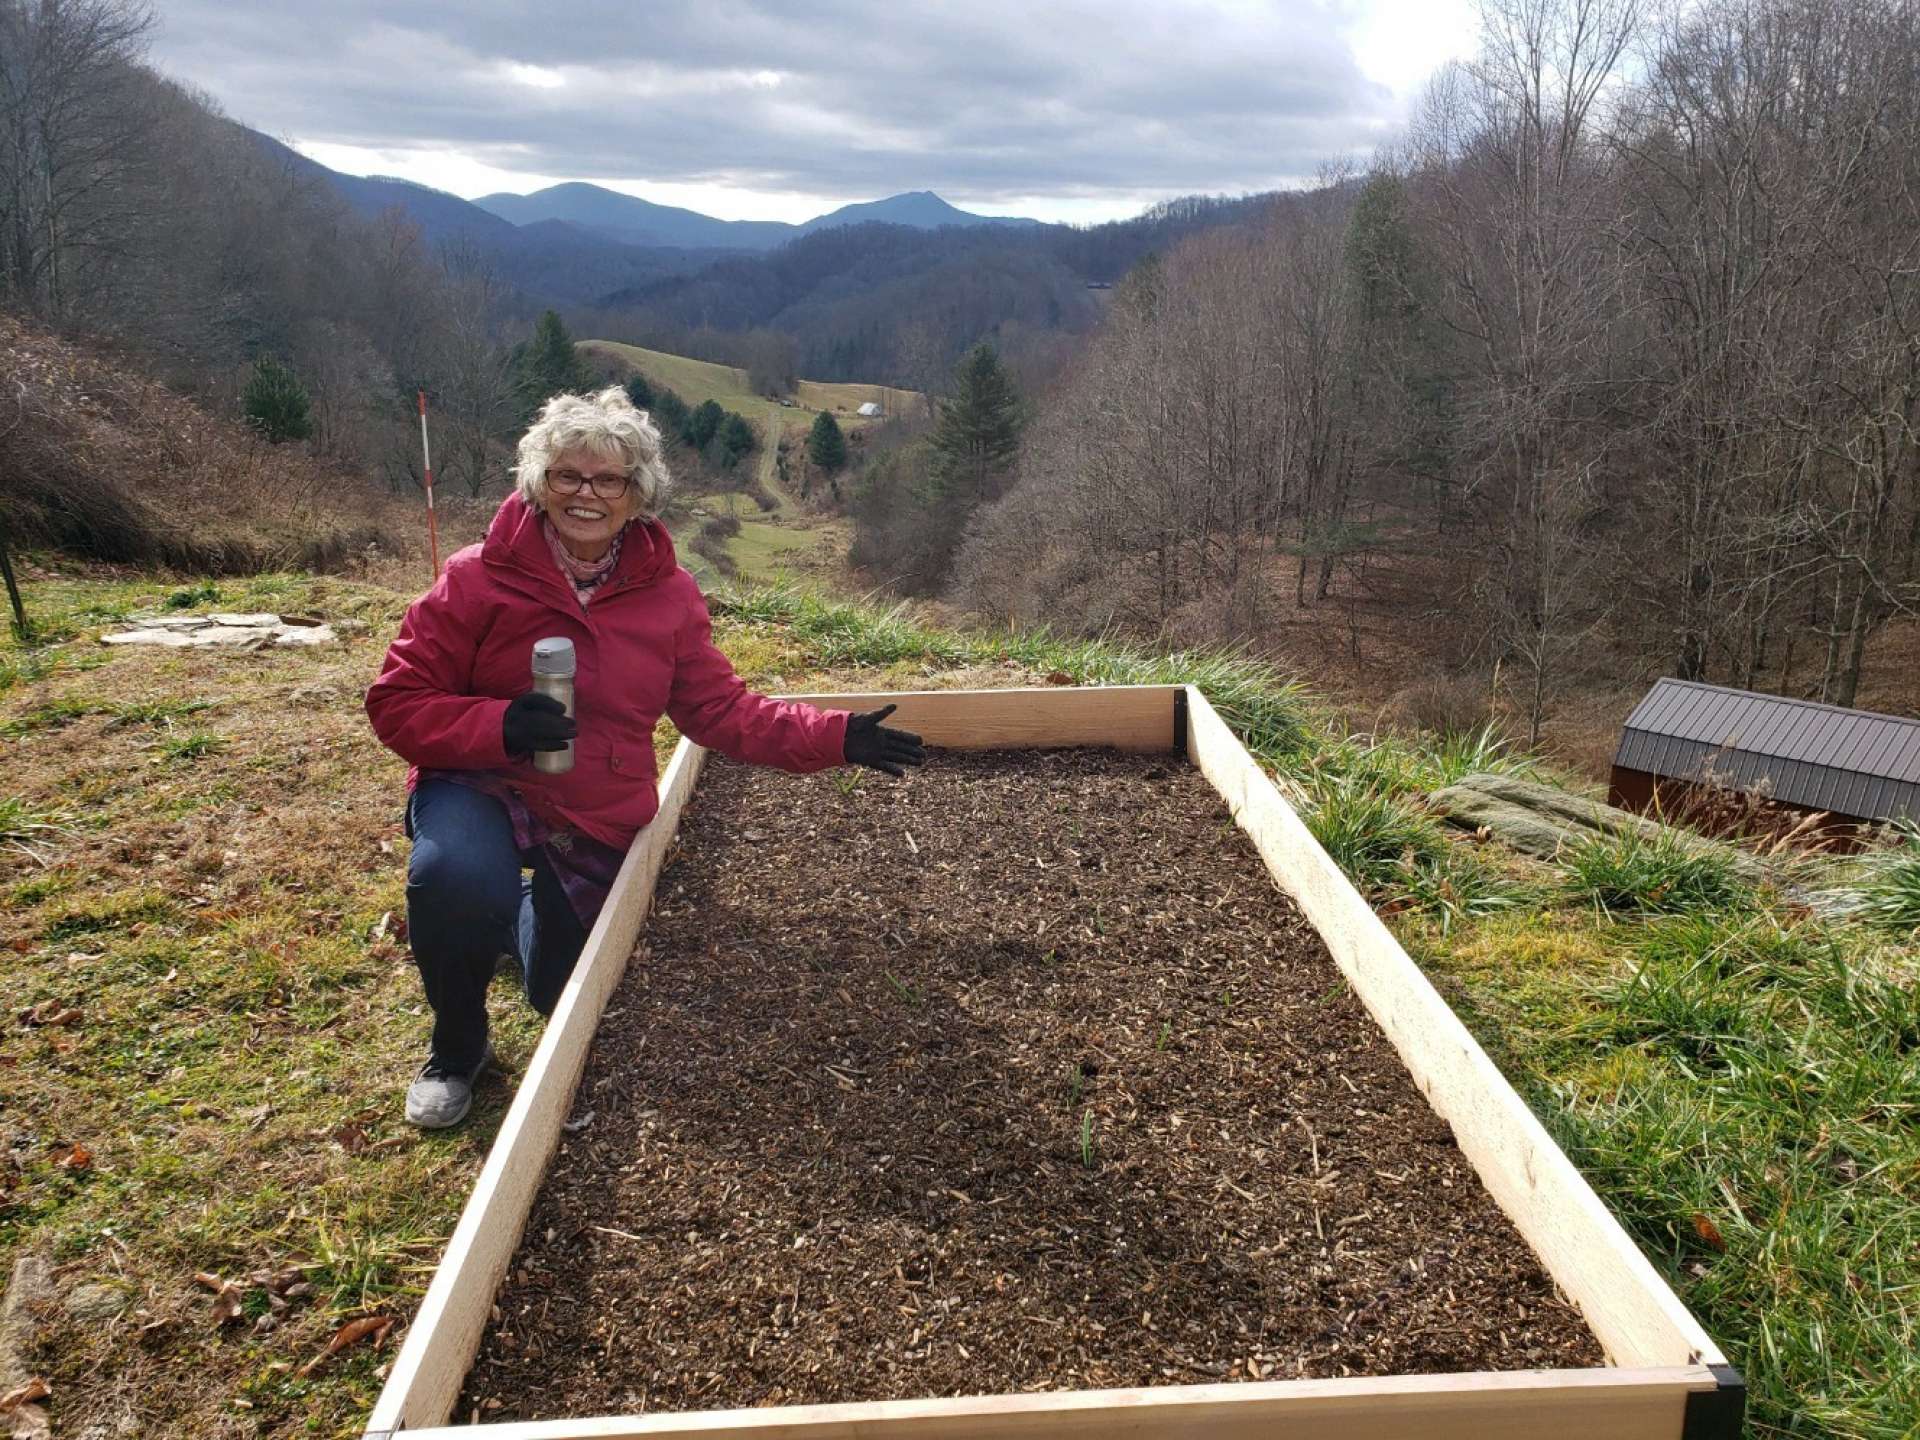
[146,1,1398,204]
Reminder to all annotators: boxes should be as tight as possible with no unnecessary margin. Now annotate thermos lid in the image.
[532,637,576,677]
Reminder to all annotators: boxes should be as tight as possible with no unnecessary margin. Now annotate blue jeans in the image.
[405,780,590,1067]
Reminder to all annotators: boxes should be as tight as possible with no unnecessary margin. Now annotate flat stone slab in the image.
[1432,770,1764,879]
[1,1248,53,1439]
[100,612,336,650]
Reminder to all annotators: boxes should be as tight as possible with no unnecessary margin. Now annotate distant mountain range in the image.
[473,183,1042,251]
[240,124,1278,381]
[244,127,1057,306]
[253,129,1041,257]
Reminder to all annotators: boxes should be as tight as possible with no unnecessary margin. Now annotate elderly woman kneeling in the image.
[367,388,924,1128]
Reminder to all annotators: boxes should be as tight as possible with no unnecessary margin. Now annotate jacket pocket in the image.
[606,740,658,784]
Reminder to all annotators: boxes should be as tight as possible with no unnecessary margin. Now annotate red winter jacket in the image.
[365,495,849,850]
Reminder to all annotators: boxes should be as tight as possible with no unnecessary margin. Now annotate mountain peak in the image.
[468,183,1039,248]
[797,191,1038,236]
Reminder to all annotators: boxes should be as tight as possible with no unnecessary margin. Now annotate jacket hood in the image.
[481,493,678,600]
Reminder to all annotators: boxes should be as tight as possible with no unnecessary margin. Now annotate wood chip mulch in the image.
[462,748,1602,1421]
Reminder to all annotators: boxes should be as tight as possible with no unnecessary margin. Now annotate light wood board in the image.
[364,739,708,1436]
[776,684,1179,752]
[382,1364,1718,1440]
[1181,685,1722,1371]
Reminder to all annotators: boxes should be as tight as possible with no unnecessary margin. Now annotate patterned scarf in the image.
[542,517,628,609]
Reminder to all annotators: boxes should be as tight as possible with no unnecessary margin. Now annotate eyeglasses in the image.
[546,467,632,500]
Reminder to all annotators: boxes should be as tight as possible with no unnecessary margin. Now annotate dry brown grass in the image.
[0,316,410,577]
[0,572,484,1437]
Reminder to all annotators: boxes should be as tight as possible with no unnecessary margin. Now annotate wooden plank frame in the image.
[364,684,1739,1440]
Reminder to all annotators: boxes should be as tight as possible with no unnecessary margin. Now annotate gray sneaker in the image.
[404,1045,493,1129]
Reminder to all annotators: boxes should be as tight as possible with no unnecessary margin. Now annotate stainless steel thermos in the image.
[531,637,576,774]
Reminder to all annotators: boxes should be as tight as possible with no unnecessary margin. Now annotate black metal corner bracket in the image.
[1681,1364,1746,1440]
[1173,687,1190,756]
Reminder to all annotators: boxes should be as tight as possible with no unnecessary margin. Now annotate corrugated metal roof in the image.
[1614,678,1920,822]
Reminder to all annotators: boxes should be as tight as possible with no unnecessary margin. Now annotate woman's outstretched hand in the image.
[843,704,926,778]
[503,692,577,756]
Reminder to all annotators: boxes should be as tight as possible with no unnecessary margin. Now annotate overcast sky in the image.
[146,0,1478,225]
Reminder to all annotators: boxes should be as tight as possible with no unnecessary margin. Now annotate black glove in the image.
[502,691,577,756]
[843,704,926,778]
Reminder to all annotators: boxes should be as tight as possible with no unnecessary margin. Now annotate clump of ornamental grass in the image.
[1299,768,1522,931]
[1304,776,1445,892]
[1426,721,1538,788]
[1305,719,1541,799]
[1561,828,1750,916]
[1855,822,1920,934]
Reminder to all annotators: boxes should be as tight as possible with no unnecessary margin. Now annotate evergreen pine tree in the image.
[685,399,725,449]
[926,343,1025,504]
[624,372,654,410]
[718,413,756,468]
[807,410,848,473]
[241,356,314,444]
[648,386,690,441]
[514,310,590,415]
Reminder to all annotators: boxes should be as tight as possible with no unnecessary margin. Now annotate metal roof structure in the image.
[1614,678,1920,822]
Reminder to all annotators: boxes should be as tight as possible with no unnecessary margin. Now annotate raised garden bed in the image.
[463,746,1601,1417]
[363,686,1740,1440]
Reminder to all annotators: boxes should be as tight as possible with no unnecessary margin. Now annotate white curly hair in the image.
[514,387,672,518]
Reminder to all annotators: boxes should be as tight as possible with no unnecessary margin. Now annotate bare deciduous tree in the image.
[0,0,154,317]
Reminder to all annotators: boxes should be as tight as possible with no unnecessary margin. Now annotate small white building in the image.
[856,401,883,418]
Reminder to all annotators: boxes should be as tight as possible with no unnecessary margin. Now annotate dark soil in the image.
[462,749,1602,1421]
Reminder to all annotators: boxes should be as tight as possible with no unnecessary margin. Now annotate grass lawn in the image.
[578,340,896,591]
[576,340,918,450]
[1,576,1914,1438]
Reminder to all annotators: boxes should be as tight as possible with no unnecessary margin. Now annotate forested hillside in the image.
[0,0,544,506]
[928,0,1920,750]
[593,194,1281,386]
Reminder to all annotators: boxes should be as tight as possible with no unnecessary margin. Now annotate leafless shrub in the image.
[1651,760,1850,855]
[689,529,737,577]
[1383,675,1498,738]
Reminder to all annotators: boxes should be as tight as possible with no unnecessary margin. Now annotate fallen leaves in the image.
[193,1264,315,1328]
[19,1000,81,1027]
[48,1142,91,1172]
[328,1121,407,1156]
[367,909,408,961]
[297,1314,394,1377]
[0,1375,50,1439]
[0,1379,50,1412]
[329,1122,370,1155]
[194,1271,245,1326]
[1692,1214,1728,1253]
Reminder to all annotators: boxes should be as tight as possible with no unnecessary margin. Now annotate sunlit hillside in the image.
[579,340,919,589]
